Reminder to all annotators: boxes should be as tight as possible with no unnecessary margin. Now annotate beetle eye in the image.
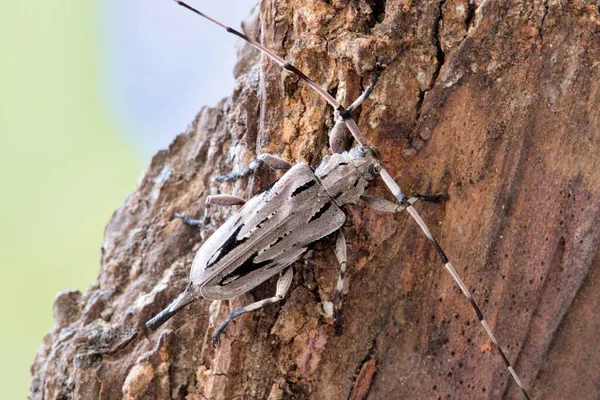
[368,164,381,176]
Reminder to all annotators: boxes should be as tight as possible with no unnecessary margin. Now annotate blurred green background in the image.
[0,0,252,396]
[0,2,140,398]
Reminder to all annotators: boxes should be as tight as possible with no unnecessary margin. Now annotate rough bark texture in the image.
[31,1,600,399]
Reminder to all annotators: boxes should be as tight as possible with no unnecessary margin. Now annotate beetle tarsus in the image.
[211,313,239,344]
[413,193,449,203]
[175,212,205,227]
[215,169,252,183]
[210,332,221,346]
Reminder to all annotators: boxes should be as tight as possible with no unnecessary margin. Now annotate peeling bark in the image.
[31,1,600,399]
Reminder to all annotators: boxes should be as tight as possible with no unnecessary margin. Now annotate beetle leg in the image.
[328,195,444,332]
[347,66,384,113]
[331,231,348,334]
[330,67,384,153]
[360,195,419,213]
[145,282,198,330]
[175,194,246,227]
[205,194,247,206]
[360,193,447,213]
[201,195,246,225]
[212,266,294,344]
[215,154,292,182]
[174,213,204,227]
[328,119,349,155]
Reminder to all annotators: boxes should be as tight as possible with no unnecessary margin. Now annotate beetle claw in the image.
[175,212,206,227]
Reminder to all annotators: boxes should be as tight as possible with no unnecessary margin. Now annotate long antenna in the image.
[171,2,531,398]
[381,173,532,400]
[171,0,368,147]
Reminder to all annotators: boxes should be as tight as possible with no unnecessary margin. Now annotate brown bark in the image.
[31,1,600,399]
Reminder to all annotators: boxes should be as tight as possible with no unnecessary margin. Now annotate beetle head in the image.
[349,145,383,181]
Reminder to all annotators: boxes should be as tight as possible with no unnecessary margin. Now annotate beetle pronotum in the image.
[146,1,532,398]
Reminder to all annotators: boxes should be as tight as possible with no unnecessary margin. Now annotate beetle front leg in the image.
[215,154,292,182]
[360,193,447,213]
[176,194,246,227]
[330,67,383,153]
[212,266,294,344]
[346,66,384,114]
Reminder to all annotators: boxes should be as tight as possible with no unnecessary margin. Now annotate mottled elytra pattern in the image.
[194,163,349,300]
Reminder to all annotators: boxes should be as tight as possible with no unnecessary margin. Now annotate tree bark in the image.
[31,1,600,399]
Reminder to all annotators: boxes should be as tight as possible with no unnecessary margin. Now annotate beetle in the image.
[148,147,390,332]
[145,1,531,399]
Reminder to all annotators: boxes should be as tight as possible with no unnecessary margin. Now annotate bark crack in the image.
[367,0,387,30]
[415,0,447,122]
[465,0,476,32]
[538,0,549,44]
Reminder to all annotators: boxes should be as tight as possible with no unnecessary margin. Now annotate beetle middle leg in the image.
[320,195,445,332]
[360,193,447,214]
[215,153,292,182]
[176,194,246,227]
[347,65,384,113]
[212,266,294,344]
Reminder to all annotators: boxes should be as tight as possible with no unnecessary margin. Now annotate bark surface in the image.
[31,1,600,399]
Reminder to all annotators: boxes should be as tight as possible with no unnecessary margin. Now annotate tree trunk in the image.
[31,1,600,399]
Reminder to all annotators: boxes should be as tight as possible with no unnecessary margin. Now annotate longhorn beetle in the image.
[145,1,532,399]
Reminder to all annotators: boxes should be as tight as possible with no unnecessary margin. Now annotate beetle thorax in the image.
[314,145,382,207]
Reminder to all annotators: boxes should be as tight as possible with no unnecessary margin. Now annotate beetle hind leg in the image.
[319,231,349,334]
[215,154,292,183]
[212,266,294,344]
[330,231,348,334]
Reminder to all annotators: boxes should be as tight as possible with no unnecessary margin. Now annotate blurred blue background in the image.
[0,1,253,397]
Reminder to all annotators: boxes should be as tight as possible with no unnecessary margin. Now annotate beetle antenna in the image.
[409,205,531,399]
[379,171,532,400]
